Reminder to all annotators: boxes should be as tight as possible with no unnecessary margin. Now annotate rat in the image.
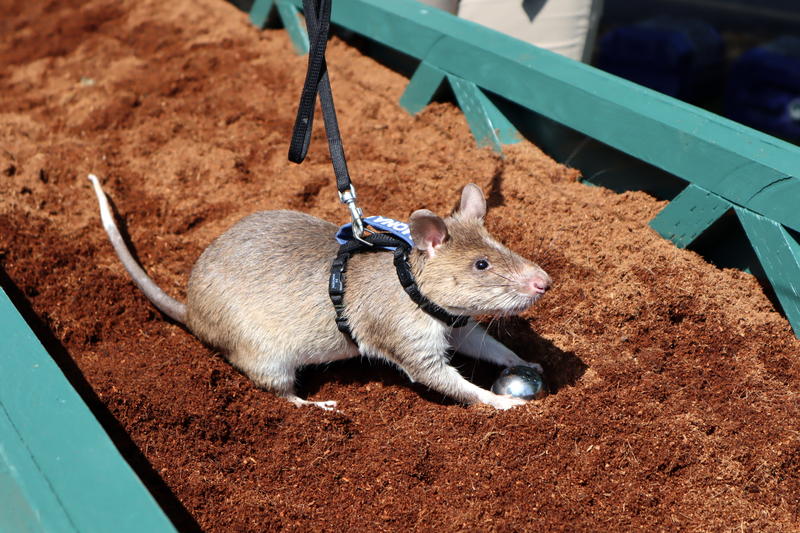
[89,175,551,410]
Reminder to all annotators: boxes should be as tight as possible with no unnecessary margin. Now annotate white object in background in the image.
[417,0,460,14]
[457,0,604,62]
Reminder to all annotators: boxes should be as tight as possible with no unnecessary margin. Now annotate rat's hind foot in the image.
[239,358,339,411]
[286,395,339,412]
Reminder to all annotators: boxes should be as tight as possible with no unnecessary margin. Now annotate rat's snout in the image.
[522,267,551,296]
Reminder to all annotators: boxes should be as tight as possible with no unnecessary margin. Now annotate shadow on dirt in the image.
[298,317,586,404]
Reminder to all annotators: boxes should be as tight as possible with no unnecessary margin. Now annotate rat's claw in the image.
[287,396,339,412]
[312,400,339,412]
[487,394,527,410]
[521,362,544,374]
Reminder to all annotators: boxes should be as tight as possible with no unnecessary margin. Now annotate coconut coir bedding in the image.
[1,0,799,530]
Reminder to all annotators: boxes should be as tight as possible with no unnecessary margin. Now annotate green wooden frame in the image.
[247,0,800,337]
[0,286,177,533]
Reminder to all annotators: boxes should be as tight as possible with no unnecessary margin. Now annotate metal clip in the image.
[338,185,371,245]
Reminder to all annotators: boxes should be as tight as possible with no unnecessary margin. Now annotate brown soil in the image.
[2,0,799,531]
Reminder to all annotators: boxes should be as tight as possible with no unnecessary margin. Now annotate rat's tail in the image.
[88,174,187,323]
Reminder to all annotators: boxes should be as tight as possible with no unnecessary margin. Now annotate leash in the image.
[288,0,366,242]
[287,0,468,337]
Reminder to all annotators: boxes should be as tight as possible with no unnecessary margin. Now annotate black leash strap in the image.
[288,0,358,201]
[329,235,469,339]
[287,1,466,335]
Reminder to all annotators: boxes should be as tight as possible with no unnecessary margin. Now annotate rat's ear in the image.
[459,183,486,220]
[410,209,448,257]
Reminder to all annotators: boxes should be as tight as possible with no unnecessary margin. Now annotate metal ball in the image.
[491,365,546,400]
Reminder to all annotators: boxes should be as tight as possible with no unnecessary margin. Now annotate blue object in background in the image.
[726,36,800,141]
[596,18,725,102]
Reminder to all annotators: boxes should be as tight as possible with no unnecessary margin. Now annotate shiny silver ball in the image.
[491,365,546,400]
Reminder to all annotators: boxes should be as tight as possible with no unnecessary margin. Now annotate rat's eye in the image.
[474,259,490,271]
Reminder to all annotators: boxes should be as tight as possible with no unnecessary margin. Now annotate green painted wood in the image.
[447,75,520,152]
[1,408,75,533]
[275,0,309,54]
[399,61,446,115]
[249,0,309,53]
[0,287,177,533]
[277,0,800,235]
[650,184,732,248]
[248,0,274,28]
[736,208,800,338]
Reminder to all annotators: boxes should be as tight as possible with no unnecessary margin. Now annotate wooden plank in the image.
[650,184,732,248]
[275,0,309,54]
[0,287,176,533]
[736,208,800,337]
[249,0,309,53]
[1,408,75,533]
[399,61,446,115]
[248,0,274,28]
[447,75,520,152]
[277,0,800,234]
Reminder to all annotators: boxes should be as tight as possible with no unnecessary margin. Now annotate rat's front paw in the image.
[485,394,528,410]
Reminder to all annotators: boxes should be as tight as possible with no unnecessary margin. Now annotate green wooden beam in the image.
[249,0,309,53]
[650,184,732,248]
[400,65,520,150]
[0,410,76,532]
[275,0,309,54]
[399,61,446,115]
[0,287,176,533]
[275,0,800,235]
[447,75,520,152]
[248,0,274,28]
[736,208,800,338]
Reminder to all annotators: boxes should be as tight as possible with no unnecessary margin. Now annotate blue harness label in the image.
[335,215,414,247]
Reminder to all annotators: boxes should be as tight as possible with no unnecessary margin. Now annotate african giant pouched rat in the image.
[89,176,551,410]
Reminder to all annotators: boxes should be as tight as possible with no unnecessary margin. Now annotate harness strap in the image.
[392,246,469,328]
[328,233,469,339]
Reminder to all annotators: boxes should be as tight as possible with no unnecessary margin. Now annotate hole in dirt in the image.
[483,316,587,392]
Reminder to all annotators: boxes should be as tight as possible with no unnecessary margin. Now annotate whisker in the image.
[483,315,497,348]
[563,136,591,167]
[504,250,522,280]
[487,269,515,283]
[465,319,483,339]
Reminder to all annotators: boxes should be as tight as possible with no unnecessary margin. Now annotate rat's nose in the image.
[524,270,551,295]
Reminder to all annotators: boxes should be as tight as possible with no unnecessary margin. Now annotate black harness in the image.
[288,0,467,338]
[328,232,468,339]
